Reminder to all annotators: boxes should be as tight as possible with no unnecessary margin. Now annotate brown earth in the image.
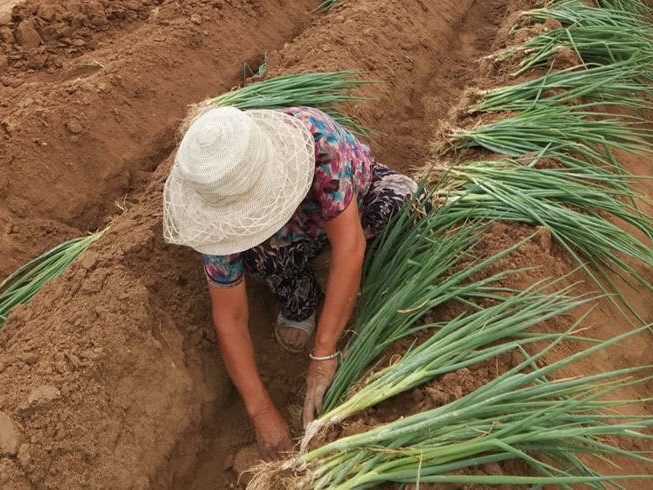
[0,0,652,489]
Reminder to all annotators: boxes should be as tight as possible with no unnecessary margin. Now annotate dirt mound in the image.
[1,0,652,488]
[0,0,314,278]
[2,0,163,73]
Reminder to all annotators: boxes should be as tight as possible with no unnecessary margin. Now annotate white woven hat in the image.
[163,106,315,255]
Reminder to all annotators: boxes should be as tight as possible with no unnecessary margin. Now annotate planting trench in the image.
[0,0,652,489]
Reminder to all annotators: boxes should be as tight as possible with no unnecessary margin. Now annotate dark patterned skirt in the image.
[244,163,427,321]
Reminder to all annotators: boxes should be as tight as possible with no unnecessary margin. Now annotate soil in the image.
[0,0,651,489]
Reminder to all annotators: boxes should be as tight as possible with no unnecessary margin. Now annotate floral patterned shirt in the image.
[203,106,374,287]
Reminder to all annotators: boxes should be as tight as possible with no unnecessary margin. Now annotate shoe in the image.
[274,312,316,353]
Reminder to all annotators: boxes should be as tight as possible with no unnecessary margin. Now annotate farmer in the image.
[163,105,423,459]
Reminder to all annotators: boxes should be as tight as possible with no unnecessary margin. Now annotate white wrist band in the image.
[309,351,340,361]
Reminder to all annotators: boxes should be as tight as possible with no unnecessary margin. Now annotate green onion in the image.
[0,230,105,328]
[209,71,374,137]
[314,0,343,13]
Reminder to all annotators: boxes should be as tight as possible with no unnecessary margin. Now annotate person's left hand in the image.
[303,358,338,428]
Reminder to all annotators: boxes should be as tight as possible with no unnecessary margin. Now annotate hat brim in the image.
[163,110,315,255]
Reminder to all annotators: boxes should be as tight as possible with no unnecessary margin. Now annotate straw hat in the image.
[163,106,315,255]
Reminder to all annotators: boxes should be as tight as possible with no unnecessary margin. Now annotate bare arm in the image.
[209,281,268,415]
[303,199,366,426]
[313,198,366,356]
[209,281,292,458]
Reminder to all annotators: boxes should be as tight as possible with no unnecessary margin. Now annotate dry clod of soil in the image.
[65,118,84,134]
[0,412,21,456]
[14,19,41,48]
[552,46,583,69]
[543,17,563,31]
[26,385,61,407]
[533,225,553,252]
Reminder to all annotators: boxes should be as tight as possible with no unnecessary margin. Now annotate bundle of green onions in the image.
[594,0,652,12]
[470,58,653,113]
[436,160,653,319]
[321,198,539,412]
[445,0,653,321]
[303,281,594,449]
[508,0,653,74]
[517,25,653,74]
[595,0,652,12]
[449,104,653,175]
[251,326,653,489]
[209,71,373,136]
[528,0,651,28]
[0,230,104,328]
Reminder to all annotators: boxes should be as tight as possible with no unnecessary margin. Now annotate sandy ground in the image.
[0,0,651,488]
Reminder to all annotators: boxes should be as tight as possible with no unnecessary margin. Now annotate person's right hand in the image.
[251,405,293,460]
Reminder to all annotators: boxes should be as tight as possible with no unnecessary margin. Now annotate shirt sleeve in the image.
[283,106,356,221]
[202,253,244,288]
[311,120,355,222]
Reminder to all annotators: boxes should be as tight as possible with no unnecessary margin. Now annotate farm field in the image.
[1,0,652,489]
